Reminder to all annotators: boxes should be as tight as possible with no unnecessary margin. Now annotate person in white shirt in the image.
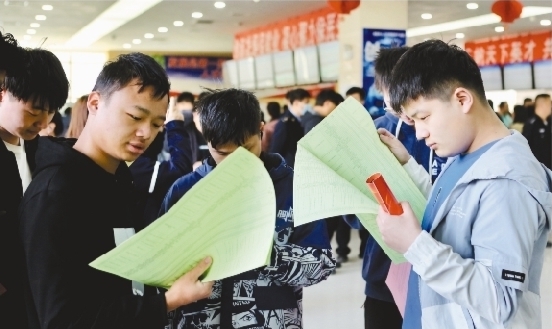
[0,47,69,329]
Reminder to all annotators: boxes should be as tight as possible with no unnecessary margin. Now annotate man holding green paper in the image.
[160,88,335,329]
[376,40,551,329]
[19,53,214,329]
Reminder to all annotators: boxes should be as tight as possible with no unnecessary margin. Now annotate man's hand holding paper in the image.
[293,98,426,263]
[376,202,422,254]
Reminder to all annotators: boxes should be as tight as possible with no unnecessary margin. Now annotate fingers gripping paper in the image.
[293,98,426,263]
[90,147,276,288]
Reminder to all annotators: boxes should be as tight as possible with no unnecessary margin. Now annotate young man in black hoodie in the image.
[1,46,69,329]
[19,53,213,329]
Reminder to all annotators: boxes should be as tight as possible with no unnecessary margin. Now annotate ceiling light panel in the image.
[407,6,552,37]
[65,0,163,48]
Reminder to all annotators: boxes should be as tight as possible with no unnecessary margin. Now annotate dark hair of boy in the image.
[196,88,262,149]
[93,52,170,102]
[3,48,69,112]
[197,91,210,102]
[315,89,345,107]
[345,86,366,101]
[267,102,281,120]
[287,88,311,103]
[389,40,487,113]
[535,93,551,104]
[373,47,409,93]
[513,105,527,124]
[176,91,194,104]
[0,31,24,76]
[488,99,494,110]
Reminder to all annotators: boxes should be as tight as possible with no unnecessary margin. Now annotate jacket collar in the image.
[429,131,552,233]
[195,152,291,181]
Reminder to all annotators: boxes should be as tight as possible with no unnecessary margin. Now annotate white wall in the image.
[52,51,108,103]
[168,76,225,95]
[486,89,552,112]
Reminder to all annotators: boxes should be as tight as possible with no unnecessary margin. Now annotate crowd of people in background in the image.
[1,29,552,329]
[494,96,551,169]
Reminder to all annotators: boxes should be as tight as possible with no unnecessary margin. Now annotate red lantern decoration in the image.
[327,0,360,14]
[492,0,524,24]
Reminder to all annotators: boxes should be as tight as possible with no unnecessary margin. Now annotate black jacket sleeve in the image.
[20,190,168,329]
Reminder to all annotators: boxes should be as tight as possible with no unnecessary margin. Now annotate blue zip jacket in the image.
[159,152,335,329]
[346,112,446,302]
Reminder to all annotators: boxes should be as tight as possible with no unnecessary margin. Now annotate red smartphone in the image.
[366,173,403,215]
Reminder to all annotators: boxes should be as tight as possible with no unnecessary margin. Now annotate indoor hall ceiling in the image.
[0,0,551,53]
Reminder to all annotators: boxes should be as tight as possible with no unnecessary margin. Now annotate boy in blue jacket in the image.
[378,39,551,329]
[160,88,336,329]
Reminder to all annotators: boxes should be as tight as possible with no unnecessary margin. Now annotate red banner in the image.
[233,7,339,59]
[465,30,552,66]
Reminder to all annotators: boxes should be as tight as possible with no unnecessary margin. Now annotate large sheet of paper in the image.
[90,147,276,288]
[293,97,427,263]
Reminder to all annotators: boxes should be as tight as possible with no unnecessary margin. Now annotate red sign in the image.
[465,30,552,66]
[233,7,339,59]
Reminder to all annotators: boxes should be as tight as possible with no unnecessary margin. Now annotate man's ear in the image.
[453,88,474,114]
[87,92,100,116]
[0,89,7,103]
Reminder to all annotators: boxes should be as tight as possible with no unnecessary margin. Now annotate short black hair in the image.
[197,91,210,101]
[524,98,532,104]
[176,91,194,104]
[513,105,528,123]
[51,111,64,136]
[3,48,69,112]
[345,86,366,100]
[389,40,487,113]
[498,102,507,110]
[374,47,409,92]
[0,31,24,76]
[196,88,262,149]
[535,93,551,104]
[286,88,310,103]
[488,99,494,110]
[266,102,281,120]
[93,52,170,101]
[315,89,344,106]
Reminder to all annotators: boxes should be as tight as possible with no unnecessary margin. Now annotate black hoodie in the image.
[19,137,167,329]
[0,136,38,329]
